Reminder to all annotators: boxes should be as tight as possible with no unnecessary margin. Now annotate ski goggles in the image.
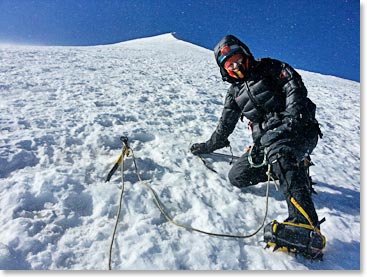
[217,44,242,64]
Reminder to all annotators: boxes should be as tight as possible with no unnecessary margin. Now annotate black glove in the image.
[260,117,297,147]
[190,143,211,155]
[261,112,283,132]
[260,129,284,147]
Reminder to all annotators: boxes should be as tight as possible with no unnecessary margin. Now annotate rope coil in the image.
[107,138,274,270]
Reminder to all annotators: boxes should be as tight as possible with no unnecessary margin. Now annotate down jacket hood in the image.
[214,35,255,83]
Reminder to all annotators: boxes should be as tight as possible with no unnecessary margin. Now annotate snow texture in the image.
[0,33,360,270]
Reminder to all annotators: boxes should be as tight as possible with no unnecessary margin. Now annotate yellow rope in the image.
[130,148,271,238]
[107,144,274,270]
[108,146,129,270]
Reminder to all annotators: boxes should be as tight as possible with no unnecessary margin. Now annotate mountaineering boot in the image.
[263,220,326,260]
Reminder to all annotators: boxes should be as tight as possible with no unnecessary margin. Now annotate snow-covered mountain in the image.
[0,33,360,270]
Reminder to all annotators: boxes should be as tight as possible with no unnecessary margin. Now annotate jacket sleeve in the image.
[205,87,241,151]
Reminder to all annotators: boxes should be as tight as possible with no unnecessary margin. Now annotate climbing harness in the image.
[105,136,276,270]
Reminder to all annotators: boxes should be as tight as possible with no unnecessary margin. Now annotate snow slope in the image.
[0,33,360,270]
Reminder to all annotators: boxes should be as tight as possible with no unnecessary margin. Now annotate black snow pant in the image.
[228,143,319,226]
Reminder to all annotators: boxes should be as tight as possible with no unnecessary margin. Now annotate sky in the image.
[0,0,361,82]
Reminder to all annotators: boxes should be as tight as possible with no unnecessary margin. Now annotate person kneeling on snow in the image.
[190,35,326,259]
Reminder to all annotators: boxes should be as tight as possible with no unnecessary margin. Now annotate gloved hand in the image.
[261,112,283,132]
[190,143,211,155]
[260,117,296,147]
[260,129,283,147]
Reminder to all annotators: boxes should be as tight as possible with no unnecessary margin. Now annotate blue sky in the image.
[0,0,360,81]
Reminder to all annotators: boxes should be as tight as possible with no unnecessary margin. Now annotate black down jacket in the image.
[206,53,321,161]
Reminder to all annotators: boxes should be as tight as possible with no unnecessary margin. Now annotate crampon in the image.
[264,220,326,260]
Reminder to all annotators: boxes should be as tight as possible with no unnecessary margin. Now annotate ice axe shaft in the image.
[105,136,130,182]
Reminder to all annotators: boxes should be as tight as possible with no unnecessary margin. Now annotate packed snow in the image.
[0,33,360,270]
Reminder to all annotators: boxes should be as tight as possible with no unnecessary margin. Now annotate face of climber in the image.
[223,53,247,79]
